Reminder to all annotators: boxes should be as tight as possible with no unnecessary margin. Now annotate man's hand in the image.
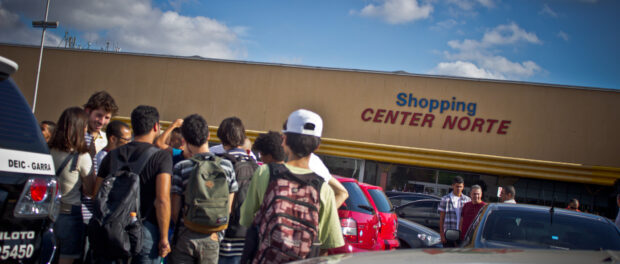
[159,239,171,257]
[171,119,183,129]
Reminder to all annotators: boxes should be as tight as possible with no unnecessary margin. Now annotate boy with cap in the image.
[239,109,344,263]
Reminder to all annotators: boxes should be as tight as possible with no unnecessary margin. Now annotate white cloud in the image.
[447,22,541,51]
[540,4,558,18]
[557,31,569,41]
[431,61,504,79]
[431,19,459,30]
[445,0,494,10]
[431,23,543,80]
[0,0,244,59]
[356,0,433,24]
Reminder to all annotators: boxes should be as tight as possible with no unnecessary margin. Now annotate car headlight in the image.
[417,233,441,246]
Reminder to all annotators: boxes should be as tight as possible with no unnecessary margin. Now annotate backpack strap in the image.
[55,152,78,175]
[128,146,159,174]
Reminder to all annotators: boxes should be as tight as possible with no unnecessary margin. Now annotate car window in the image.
[482,210,620,250]
[367,189,393,213]
[0,78,48,153]
[341,182,373,214]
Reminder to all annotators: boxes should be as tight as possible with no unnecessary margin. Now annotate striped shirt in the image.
[438,192,471,231]
[220,149,255,257]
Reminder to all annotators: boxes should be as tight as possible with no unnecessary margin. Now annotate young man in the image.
[83,91,118,155]
[438,176,470,247]
[96,105,173,263]
[500,185,517,204]
[459,185,486,240]
[94,120,132,173]
[252,131,286,164]
[240,109,344,262]
[216,117,257,264]
[169,114,237,264]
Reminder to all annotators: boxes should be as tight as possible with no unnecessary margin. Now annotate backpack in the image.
[182,154,230,233]
[87,146,158,258]
[220,153,259,239]
[251,163,323,264]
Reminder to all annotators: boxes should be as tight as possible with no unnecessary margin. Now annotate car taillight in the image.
[393,218,398,237]
[14,176,60,220]
[341,218,358,243]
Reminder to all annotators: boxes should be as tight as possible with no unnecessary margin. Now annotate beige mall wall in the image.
[2,44,619,169]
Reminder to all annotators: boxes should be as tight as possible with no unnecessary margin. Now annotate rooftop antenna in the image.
[31,0,58,113]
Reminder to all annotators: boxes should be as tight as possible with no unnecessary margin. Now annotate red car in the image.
[329,176,382,254]
[359,183,400,250]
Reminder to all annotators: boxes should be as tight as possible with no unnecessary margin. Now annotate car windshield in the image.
[368,189,393,213]
[482,210,620,250]
[341,182,373,214]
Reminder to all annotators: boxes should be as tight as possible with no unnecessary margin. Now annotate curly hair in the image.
[83,91,118,115]
[181,114,209,147]
[253,131,285,162]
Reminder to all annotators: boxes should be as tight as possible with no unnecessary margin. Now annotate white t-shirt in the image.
[450,192,463,227]
[309,153,331,182]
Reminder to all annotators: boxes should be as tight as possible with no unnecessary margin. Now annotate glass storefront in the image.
[317,154,616,219]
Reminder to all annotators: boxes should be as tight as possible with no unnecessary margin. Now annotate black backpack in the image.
[88,146,158,258]
[219,153,258,239]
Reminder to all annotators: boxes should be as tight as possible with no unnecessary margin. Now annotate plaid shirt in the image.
[438,192,471,231]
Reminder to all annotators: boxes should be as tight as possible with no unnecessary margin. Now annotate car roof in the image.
[292,249,620,264]
[391,193,441,200]
[334,175,358,183]
[358,182,382,191]
[486,203,610,222]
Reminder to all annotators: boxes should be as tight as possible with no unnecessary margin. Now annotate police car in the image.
[0,56,59,263]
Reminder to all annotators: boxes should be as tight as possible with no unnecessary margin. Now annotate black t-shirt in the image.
[97,141,173,225]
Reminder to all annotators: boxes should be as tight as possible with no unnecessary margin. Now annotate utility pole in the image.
[31,0,58,113]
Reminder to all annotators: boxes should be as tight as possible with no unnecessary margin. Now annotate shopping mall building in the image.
[2,44,619,216]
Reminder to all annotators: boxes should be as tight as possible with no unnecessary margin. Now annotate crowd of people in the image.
[43,91,347,264]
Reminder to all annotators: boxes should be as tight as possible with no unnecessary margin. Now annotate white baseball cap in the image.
[283,109,323,137]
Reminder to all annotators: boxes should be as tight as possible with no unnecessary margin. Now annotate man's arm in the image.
[155,172,171,257]
[328,177,348,208]
[154,119,183,154]
[171,194,181,225]
[439,211,446,244]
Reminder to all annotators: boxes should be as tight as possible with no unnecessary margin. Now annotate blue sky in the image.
[1,0,618,89]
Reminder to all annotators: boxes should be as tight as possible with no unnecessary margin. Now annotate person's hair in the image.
[48,107,89,153]
[284,132,320,158]
[452,176,464,184]
[172,127,182,135]
[40,120,56,133]
[253,131,286,162]
[181,114,209,147]
[216,117,246,147]
[83,91,118,115]
[130,105,159,136]
[105,120,130,140]
[471,184,482,191]
[503,185,516,196]
[569,198,579,205]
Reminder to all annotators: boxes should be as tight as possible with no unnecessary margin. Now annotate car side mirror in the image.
[445,229,460,242]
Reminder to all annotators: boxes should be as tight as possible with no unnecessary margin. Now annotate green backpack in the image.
[183,155,230,233]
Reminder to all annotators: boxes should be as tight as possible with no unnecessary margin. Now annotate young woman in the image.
[48,107,95,264]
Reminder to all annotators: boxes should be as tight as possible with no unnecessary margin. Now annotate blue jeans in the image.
[55,205,85,259]
[132,221,161,264]
[217,255,240,264]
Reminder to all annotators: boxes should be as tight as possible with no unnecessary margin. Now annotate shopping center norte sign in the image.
[361,92,512,135]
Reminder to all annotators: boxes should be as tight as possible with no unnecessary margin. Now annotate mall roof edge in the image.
[1,42,618,93]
